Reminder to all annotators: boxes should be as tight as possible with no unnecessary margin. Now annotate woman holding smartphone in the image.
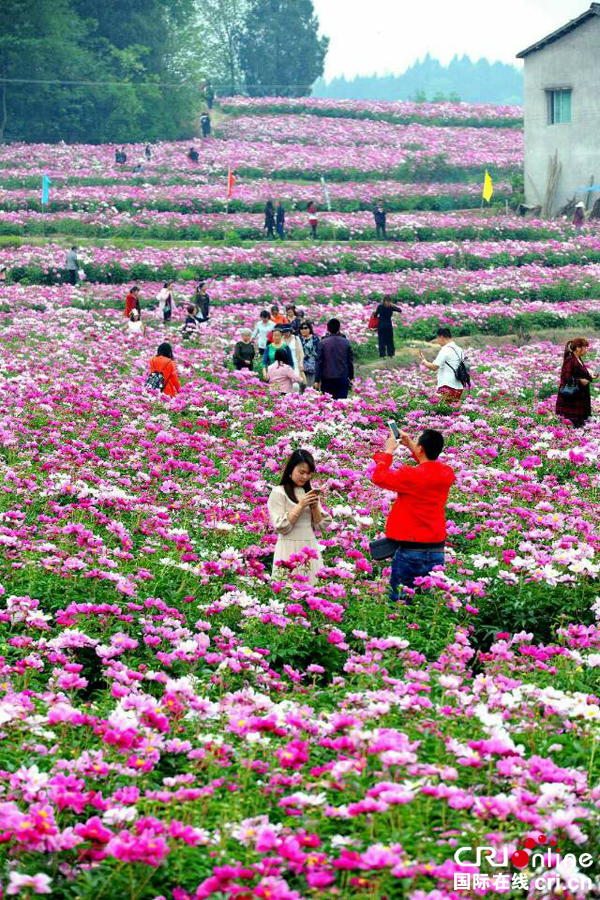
[267,449,331,584]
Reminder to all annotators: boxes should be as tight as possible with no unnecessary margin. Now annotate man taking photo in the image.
[419,327,467,403]
[371,427,455,602]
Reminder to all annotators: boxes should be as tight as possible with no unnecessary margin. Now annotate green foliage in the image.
[0,0,201,143]
[196,0,247,95]
[312,53,523,106]
[239,0,329,97]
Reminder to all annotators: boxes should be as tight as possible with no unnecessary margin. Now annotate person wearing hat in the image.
[573,202,586,231]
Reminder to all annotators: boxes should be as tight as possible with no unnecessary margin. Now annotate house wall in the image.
[523,15,600,215]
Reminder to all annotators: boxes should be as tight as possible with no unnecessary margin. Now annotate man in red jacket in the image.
[371,428,455,602]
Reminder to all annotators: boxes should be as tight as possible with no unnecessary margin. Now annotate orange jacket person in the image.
[149,342,181,397]
[125,285,141,318]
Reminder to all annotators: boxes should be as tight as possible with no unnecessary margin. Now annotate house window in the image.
[547,89,572,124]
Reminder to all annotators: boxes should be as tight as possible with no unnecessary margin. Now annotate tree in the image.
[0,0,203,143]
[196,0,247,95]
[313,57,523,105]
[0,0,96,142]
[75,0,200,141]
[239,0,328,97]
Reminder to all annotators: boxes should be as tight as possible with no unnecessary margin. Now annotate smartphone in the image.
[387,420,400,439]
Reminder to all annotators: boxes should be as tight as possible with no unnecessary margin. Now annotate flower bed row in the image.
[217,115,524,155]
[7,281,600,343]
[4,235,600,284]
[0,209,566,244]
[220,95,523,127]
[0,179,514,214]
[0,137,519,181]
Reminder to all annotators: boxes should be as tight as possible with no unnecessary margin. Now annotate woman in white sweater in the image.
[267,449,331,585]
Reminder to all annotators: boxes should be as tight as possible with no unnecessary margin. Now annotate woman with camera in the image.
[267,449,331,584]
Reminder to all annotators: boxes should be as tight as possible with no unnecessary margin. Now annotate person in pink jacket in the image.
[267,349,304,394]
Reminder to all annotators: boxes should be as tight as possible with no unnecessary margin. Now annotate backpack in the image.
[145,371,165,391]
[448,346,471,388]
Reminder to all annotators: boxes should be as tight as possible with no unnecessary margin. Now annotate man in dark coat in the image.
[314,318,354,400]
[373,294,401,358]
[276,201,286,239]
[374,200,387,240]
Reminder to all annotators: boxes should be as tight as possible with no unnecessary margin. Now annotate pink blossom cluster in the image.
[221,95,523,123]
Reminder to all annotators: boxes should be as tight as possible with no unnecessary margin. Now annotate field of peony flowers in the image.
[1,97,600,900]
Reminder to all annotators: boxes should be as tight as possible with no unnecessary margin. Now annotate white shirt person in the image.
[419,328,466,399]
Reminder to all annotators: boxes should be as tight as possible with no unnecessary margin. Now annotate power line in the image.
[0,77,316,89]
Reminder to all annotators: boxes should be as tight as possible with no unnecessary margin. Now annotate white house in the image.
[517,3,600,215]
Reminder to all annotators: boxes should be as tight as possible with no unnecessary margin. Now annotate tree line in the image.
[0,0,328,143]
[313,55,523,105]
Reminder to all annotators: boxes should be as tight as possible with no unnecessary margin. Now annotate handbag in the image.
[368,537,399,561]
[559,378,580,397]
[368,313,379,330]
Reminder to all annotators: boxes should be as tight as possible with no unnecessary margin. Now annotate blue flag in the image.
[41,175,51,205]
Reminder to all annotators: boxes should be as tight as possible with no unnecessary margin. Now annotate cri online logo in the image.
[512,834,557,869]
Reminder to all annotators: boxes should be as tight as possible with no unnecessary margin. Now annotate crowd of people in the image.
[138,300,594,606]
[60,245,594,606]
[117,275,594,431]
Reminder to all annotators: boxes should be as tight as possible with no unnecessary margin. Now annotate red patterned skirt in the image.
[438,386,463,402]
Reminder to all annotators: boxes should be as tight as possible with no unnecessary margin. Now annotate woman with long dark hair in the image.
[147,342,181,397]
[267,449,331,584]
[556,338,594,427]
[299,321,320,389]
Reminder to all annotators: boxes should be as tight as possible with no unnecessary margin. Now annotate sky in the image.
[312,0,588,79]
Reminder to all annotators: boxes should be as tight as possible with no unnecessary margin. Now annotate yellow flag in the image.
[482,170,493,203]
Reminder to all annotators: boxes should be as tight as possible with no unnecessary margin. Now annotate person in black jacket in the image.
[314,318,354,400]
[194,282,210,321]
[276,201,286,239]
[201,113,211,138]
[374,200,387,240]
[264,200,275,238]
[233,330,257,371]
[374,294,401,358]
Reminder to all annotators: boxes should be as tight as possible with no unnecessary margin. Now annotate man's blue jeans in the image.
[390,548,445,602]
